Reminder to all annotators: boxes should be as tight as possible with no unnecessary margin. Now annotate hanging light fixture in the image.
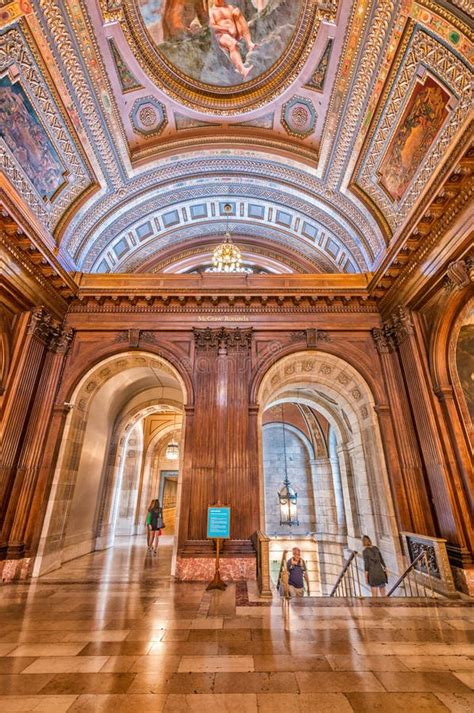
[278,402,299,527]
[212,203,242,273]
[166,411,179,461]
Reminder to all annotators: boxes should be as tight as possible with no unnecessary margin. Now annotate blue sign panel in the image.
[207,507,231,539]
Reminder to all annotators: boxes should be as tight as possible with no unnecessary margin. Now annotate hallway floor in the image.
[0,538,473,712]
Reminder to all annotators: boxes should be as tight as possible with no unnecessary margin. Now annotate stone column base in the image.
[451,566,474,596]
[1,557,32,582]
[176,556,256,582]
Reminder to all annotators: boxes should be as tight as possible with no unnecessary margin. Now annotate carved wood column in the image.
[4,327,73,561]
[434,385,473,523]
[386,306,472,557]
[181,328,258,541]
[0,308,57,556]
[372,327,434,535]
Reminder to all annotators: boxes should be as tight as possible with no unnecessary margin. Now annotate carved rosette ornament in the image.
[193,327,253,354]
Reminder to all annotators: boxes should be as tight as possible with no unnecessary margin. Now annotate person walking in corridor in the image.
[146,499,164,554]
[287,547,310,597]
[362,535,387,597]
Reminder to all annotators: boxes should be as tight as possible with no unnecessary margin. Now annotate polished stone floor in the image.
[0,537,473,712]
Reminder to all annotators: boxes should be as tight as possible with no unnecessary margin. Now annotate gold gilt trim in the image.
[114,0,321,114]
[130,133,319,168]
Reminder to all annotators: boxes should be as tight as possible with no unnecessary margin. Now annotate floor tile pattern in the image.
[0,539,473,712]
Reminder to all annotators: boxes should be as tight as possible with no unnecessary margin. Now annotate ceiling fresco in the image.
[137,0,304,86]
[0,0,472,277]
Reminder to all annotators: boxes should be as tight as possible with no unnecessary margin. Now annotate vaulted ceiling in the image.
[0,1,472,281]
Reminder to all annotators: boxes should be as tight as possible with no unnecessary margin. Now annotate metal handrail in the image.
[330,550,360,597]
[276,549,289,598]
[387,550,435,598]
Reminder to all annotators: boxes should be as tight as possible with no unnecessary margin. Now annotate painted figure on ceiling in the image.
[138,0,303,87]
[209,0,255,78]
[379,76,450,201]
[162,0,209,40]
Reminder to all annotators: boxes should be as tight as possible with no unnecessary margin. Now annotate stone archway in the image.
[33,351,186,576]
[257,350,402,590]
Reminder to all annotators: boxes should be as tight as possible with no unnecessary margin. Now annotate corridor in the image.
[0,539,473,712]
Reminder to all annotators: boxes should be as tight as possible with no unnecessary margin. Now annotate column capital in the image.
[193,327,253,354]
[389,305,415,347]
[371,327,394,354]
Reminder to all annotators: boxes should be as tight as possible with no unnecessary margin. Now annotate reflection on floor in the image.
[0,538,473,712]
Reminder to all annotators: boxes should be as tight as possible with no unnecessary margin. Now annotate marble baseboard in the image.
[452,565,474,596]
[1,557,32,582]
[176,556,256,582]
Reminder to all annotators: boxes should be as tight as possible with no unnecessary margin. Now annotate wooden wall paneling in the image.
[390,307,473,557]
[372,328,435,535]
[0,310,51,553]
[4,328,73,564]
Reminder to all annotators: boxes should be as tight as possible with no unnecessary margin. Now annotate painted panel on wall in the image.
[378,75,450,202]
[138,0,303,86]
[456,308,474,423]
[0,75,67,200]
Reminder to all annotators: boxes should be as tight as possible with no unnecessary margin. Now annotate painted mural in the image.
[0,75,66,200]
[456,306,474,424]
[378,75,450,202]
[138,0,304,86]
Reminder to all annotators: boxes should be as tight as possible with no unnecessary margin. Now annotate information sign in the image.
[207,506,231,540]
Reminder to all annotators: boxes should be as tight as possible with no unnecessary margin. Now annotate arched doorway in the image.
[33,351,187,577]
[258,351,402,594]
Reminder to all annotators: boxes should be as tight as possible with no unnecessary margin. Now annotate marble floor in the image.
[0,537,473,712]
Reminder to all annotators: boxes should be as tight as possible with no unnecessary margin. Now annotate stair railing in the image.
[387,550,435,598]
[276,549,289,598]
[330,550,362,597]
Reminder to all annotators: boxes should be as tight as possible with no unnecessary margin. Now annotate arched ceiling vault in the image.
[0,1,472,280]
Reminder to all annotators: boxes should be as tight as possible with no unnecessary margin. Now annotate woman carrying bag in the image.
[147,499,165,555]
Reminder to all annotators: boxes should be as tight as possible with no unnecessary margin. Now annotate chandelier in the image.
[277,402,299,527]
[212,203,242,273]
[166,411,179,461]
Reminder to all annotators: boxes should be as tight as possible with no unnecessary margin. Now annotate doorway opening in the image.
[34,351,187,578]
[258,351,401,595]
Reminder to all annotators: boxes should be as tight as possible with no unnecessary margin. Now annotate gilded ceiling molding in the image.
[129,133,319,167]
[142,242,316,275]
[36,0,126,190]
[63,156,381,266]
[79,184,366,273]
[319,0,383,181]
[110,0,321,114]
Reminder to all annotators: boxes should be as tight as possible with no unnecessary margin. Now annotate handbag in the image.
[156,510,165,530]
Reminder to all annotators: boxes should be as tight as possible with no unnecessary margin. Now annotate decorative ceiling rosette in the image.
[112,0,321,113]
